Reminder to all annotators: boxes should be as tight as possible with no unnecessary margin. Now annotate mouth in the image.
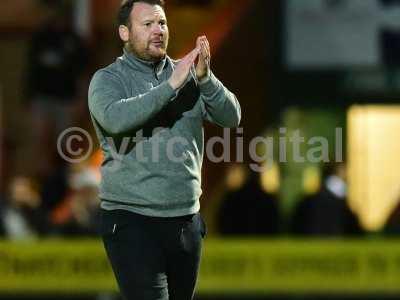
[150,40,164,48]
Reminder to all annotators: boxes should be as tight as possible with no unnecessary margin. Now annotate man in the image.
[88,0,241,299]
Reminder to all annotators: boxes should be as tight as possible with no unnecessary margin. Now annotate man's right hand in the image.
[168,47,200,90]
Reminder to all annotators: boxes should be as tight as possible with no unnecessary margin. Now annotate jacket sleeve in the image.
[88,70,176,135]
[198,72,241,128]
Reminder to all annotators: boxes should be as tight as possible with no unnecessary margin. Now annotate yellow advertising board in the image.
[1,239,400,295]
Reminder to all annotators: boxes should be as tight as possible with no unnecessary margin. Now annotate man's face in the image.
[122,2,169,61]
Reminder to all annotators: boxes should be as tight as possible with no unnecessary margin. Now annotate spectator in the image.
[217,164,279,236]
[291,163,362,237]
[2,176,49,239]
[51,167,100,236]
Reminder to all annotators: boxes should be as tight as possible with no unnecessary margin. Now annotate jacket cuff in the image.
[198,73,220,97]
[161,81,178,101]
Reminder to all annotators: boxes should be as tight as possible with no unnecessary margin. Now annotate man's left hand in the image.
[195,36,211,82]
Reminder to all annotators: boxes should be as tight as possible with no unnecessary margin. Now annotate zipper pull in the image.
[153,63,159,80]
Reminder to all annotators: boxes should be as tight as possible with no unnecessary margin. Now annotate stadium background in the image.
[1,0,400,299]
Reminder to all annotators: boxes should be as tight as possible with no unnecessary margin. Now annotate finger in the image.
[200,41,207,59]
[203,36,209,48]
[200,36,209,54]
[200,41,210,66]
[198,35,207,51]
[204,38,211,59]
[196,36,202,49]
[200,36,207,45]
[198,37,208,56]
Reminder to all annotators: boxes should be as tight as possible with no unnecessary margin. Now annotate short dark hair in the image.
[118,0,165,28]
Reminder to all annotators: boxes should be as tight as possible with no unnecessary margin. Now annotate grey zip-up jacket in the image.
[88,49,241,217]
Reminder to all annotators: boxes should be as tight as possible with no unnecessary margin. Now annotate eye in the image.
[144,23,151,27]
[159,20,166,26]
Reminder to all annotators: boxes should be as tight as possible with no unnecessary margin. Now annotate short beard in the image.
[125,40,166,62]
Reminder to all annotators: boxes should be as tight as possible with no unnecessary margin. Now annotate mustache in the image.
[150,38,164,43]
[148,39,167,49]
[149,35,165,42]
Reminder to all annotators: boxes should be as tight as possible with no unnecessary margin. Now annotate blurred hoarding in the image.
[285,0,400,69]
[2,239,400,295]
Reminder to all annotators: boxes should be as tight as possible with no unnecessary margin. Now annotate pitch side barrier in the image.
[0,239,400,295]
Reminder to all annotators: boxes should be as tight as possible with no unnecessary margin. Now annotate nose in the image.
[153,24,165,35]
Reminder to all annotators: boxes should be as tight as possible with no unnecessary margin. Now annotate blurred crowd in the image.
[4,152,400,240]
[0,1,97,239]
[216,162,362,237]
[0,165,100,239]
[216,161,400,237]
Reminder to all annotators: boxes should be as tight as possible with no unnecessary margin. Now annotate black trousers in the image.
[100,209,206,300]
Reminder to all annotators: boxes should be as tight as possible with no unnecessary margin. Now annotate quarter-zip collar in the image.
[122,48,167,78]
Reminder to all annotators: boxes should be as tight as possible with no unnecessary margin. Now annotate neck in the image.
[122,48,168,76]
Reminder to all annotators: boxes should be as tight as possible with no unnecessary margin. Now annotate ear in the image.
[119,25,129,42]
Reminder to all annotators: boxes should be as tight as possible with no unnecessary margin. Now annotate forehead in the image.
[130,2,166,21]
